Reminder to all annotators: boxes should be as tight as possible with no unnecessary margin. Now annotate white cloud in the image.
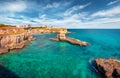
[1,13,120,28]
[44,2,59,9]
[0,1,120,29]
[32,12,88,26]
[30,12,120,28]
[83,17,120,25]
[107,0,120,6]
[66,12,88,20]
[0,1,27,12]
[0,15,37,25]
[64,3,91,16]
[44,2,70,9]
[39,14,46,19]
[92,5,120,17]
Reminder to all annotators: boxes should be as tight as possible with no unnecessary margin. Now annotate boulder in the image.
[94,58,120,78]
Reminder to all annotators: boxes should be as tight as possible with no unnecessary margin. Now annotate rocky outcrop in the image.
[93,58,120,78]
[0,26,37,54]
[50,29,89,46]
[0,25,68,54]
[0,48,9,54]
[0,34,35,54]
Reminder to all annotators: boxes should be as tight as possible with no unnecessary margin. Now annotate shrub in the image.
[0,24,8,27]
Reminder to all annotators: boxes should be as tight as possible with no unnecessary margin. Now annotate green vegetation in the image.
[0,24,15,27]
[0,24,8,27]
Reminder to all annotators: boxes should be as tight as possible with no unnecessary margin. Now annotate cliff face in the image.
[0,34,35,54]
[0,26,67,54]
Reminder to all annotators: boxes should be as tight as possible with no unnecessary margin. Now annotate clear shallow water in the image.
[0,29,120,78]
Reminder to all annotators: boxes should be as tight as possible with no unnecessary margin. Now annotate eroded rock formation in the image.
[0,48,8,54]
[0,33,36,54]
[94,58,120,78]
[0,25,69,54]
[50,29,89,46]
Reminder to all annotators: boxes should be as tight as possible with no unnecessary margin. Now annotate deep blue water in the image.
[0,29,120,78]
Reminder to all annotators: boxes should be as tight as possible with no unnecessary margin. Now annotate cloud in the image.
[0,1,119,28]
[84,17,120,25]
[0,1,27,12]
[64,3,91,16]
[1,12,120,28]
[44,2,59,9]
[39,14,46,19]
[107,0,120,6]
[92,5,120,17]
[43,2,70,9]
[66,12,88,20]
[0,14,37,25]
[32,12,88,26]
[30,12,120,28]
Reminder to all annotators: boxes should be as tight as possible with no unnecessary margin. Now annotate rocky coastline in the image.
[50,29,89,46]
[1,24,120,78]
[0,25,67,54]
[93,58,120,78]
[0,34,36,54]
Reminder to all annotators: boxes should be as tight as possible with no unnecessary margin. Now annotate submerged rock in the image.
[0,65,20,78]
[93,58,120,78]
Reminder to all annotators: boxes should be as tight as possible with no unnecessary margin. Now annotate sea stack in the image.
[57,29,67,40]
[50,29,89,46]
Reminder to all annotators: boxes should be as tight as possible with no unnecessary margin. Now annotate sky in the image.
[0,0,120,28]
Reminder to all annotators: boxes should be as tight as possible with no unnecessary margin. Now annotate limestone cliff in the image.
[0,34,35,54]
[0,25,67,54]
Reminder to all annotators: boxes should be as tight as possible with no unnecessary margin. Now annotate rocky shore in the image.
[93,58,120,78]
[0,34,36,54]
[50,29,89,46]
[1,24,120,78]
[0,24,67,54]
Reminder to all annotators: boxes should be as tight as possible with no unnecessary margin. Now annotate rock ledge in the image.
[50,29,89,46]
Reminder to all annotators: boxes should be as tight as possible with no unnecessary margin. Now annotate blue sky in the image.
[0,0,120,28]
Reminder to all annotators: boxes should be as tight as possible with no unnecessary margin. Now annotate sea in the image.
[0,29,120,78]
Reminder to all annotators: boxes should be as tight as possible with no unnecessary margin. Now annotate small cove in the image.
[0,29,120,78]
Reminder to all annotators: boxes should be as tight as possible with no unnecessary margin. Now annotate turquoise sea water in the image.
[0,29,120,78]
